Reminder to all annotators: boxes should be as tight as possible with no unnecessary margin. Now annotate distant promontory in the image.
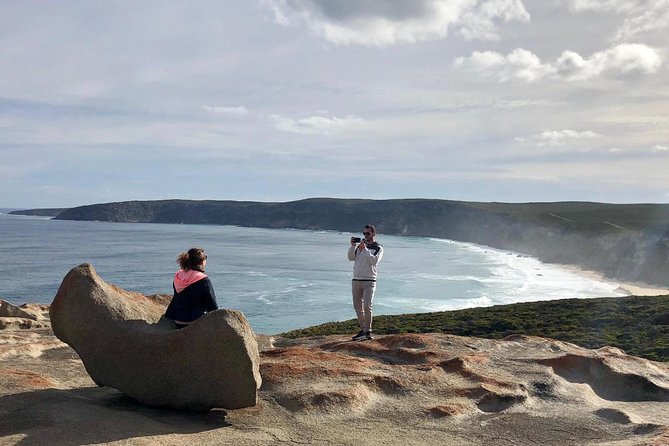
[8,208,67,217]
[19,198,669,287]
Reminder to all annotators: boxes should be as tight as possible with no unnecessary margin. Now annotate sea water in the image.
[0,213,625,334]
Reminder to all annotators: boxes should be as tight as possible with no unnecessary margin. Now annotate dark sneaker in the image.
[352,330,366,341]
[365,332,373,340]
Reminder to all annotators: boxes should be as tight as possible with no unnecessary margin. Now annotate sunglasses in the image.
[363,232,371,236]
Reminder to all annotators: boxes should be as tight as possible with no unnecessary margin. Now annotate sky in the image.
[1,0,668,208]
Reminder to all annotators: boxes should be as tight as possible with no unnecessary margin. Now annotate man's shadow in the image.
[0,386,230,446]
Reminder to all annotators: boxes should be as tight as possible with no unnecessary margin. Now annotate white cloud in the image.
[458,0,531,40]
[455,48,555,82]
[616,4,669,40]
[555,44,662,80]
[456,43,662,82]
[271,114,364,135]
[523,129,603,146]
[562,0,639,12]
[561,0,669,40]
[263,0,530,46]
[202,105,250,115]
[652,144,669,152]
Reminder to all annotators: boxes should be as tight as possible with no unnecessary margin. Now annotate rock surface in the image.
[48,263,261,411]
[0,301,37,320]
[0,301,50,330]
[2,315,669,445]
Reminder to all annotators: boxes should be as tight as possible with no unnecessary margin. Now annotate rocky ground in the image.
[1,302,669,446]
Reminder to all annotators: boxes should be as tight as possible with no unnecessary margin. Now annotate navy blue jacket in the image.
[165,277,218,323]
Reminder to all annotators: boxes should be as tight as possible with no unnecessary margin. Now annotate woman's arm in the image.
[200,277,219,312]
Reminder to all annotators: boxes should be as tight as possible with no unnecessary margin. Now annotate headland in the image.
[12,198,669,288]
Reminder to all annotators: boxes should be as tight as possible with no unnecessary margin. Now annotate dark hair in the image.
[177,248,207,272]
[364,224,376,235]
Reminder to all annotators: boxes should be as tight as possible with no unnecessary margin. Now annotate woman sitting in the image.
[165,247,218,329]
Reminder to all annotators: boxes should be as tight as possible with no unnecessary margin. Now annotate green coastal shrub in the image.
[281,295,669,362]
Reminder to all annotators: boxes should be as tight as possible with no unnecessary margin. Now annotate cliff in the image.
[53,198,669,287]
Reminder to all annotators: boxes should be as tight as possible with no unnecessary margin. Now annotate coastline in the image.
[439,236,669,299]
[558,264,669,297]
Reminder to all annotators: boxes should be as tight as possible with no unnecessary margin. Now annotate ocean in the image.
[0,213,625,334]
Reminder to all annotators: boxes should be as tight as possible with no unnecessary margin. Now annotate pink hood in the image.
[173,270,208,293]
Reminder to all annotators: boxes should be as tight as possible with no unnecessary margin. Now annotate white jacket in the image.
[348,241,383,280]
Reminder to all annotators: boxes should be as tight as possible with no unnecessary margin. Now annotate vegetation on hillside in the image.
[281,295,669,362]
[9,208,68,217]
[467,201,669,232]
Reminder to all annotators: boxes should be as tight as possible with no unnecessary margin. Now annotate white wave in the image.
[411,273,485,283]
[460,295,494,308]
[244,271,269,277]
[278,283,315,295]
[256,294,275,305]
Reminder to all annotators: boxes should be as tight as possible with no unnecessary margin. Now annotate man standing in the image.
[348,224,383,340]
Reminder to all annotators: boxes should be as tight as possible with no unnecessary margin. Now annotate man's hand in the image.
[358,239,367,250]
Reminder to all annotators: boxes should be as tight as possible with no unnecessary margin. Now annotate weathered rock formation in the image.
[259,333,669,445]
[0,300,50,330]
[3,325,669,445]
[0,301,36,320]
[49,264,261,411]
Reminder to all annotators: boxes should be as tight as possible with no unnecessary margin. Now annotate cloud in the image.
[455,43,662,82]
[555,44,662,80]
[562,0,642,13]
[271,114,364,135]
[202,105,250,115]
[616,3,669,40]
[652,144,669,152]
[561,0,669,40]
[263,0,530,46]
[595,115,669,127]
[521,129,603,146]
[455,48,555,82]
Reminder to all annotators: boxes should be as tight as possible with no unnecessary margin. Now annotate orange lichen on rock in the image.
[428,403,472,417]
[5,369,55,389]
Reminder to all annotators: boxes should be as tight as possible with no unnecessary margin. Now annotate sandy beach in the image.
[557,264,669,297]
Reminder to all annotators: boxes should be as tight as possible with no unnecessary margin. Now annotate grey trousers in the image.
[352,280,376,332]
